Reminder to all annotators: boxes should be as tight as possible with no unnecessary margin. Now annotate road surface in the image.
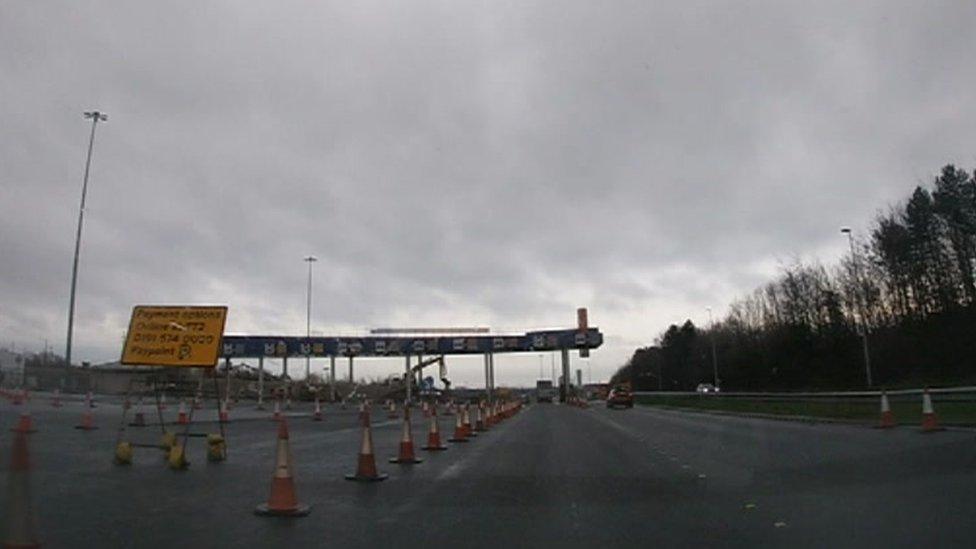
[1,397,974,547]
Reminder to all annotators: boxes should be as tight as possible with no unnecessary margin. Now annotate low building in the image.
[0,348,26,387]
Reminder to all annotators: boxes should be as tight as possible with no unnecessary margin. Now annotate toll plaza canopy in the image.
[220,328,602,358]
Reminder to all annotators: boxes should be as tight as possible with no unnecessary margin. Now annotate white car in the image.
[696,383,720,394]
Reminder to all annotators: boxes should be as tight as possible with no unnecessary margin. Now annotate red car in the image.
[606,387,634,409]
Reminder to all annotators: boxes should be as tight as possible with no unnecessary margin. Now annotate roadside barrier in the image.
[390,402,422,464]
[255,419,310,517]
[3,431,41,548]
[423,402,448,451]
[346,405,388,481]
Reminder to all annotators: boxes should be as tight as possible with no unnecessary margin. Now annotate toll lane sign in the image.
[121,306,228,367]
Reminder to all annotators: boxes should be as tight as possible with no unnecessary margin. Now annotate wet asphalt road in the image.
[2,396,975,548]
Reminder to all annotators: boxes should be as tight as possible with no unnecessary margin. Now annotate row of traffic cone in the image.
[876,388,946,432]
[255,399,524,518]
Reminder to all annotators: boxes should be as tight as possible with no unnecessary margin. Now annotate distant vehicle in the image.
[696,383,720,394]
[606,386,633,409]
[536,380,555,403]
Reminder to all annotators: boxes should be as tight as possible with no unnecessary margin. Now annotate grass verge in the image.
[635,395,976,426]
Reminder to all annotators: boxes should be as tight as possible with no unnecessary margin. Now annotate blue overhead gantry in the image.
[220,309,601,403]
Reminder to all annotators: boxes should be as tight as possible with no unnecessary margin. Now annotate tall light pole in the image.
[706,307,719,387]
[841,227,873,387]
[303,255,317,379]
[65,111,107,369]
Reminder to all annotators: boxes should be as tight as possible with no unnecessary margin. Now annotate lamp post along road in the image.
[842,227,873,387]
[65,111,107,369]
[707,307,719,387]
[304,255,317,379]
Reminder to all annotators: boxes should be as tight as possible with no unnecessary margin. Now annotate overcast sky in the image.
[2,1,975,387]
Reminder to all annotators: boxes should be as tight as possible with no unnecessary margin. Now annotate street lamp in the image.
[65,111,107,369]
[706,307,719,387]
[841,227,873,387]
[303,255,317,379]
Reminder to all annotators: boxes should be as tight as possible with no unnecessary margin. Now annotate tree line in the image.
[612,164,976,391]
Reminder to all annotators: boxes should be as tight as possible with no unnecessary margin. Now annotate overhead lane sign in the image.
[121,305,228,367]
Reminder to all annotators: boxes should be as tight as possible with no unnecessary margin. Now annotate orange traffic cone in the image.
[346,405,389,481]
[449,408,468,443]
[920,388,944,433]
[462,404,477,438]
[254,419,311,517]
[219,400,230,423]
[422,401,430,418]
[3,431,41,548]
[176,400,189,425]
[474,402,487,432]
[10,412,36,434]
[423,402,447,451]
[50,389,63,408]
[876,390,896,429]
[130,398,147,427]
[390,402,423,464]
[75,398,98,431]
[271,399,282,422]
[311,398,323,422]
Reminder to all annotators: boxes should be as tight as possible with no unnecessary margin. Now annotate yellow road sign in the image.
[121,305,228,367]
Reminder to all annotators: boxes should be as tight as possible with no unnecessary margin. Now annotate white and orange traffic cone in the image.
[192,394,202,411]
[10,411,36,434]
[311,398,323,422]
[254,419,311,517]
[176,400,189,425]
[423,402,448,451]
[387,400,398,420]
[346,405,389,481]
[474,402,487,432]
[3,431,41,548]
[449,408,468,443]
[461,403,476,438]
[272,399,282,422]
[50,389,63,408]
[920,388,944,433]
[390,402,423,464]
[876,390,896,429]
[219,399,230,423]
[422,401,430,418]
[75,397,98,431]
[130,398,147,428]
